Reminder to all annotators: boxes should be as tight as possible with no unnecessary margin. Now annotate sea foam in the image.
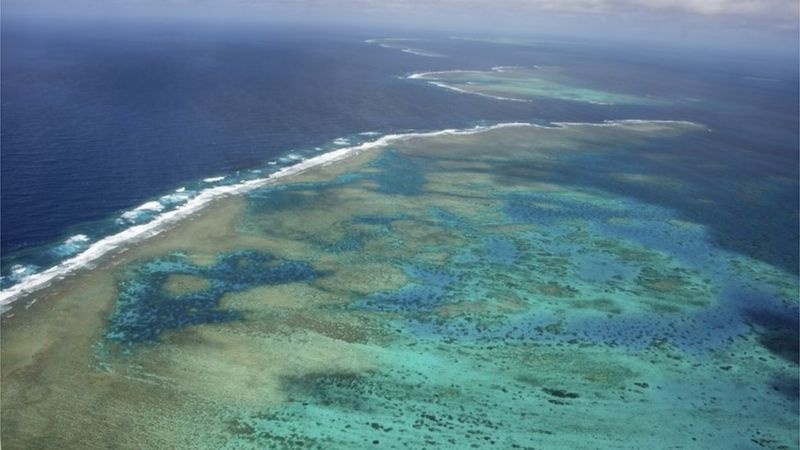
[65,234,90,245]
[366,38,443,58]
[51,234,92,257]
[408,70,531,102]
[0,120,703,309]
[159,191,193,206]
[118,201,166,224]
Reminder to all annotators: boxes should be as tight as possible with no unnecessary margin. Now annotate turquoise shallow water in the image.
[2,33,798,449]
[3,121,790,448]
[408,66,661,104]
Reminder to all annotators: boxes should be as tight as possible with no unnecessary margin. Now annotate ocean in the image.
[0,23,525,284]
[1,20,799,448]
[2,22,797,290]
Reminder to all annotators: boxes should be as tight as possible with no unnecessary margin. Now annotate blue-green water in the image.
[1,32,798,449]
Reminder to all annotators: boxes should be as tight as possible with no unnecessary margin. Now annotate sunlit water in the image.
[2,29,798,449]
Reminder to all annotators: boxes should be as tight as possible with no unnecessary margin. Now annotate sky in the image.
[3,0,798,52]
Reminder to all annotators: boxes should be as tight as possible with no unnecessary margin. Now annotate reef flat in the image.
[2,121,797,449]
[408,67,658,104]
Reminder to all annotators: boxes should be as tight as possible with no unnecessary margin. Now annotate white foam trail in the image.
[175,187,186,193]
[427,81,531,102]
[65,234,90,245]
[0,120,703,308]
[203,176,225,183]
[51,234,92,257]
[133,201,164,212]
[279,153,303,163]
[11,265,33,276]
[366,38,443,58]
[119,201,166,223]
[333,138,350,146]
[399,48,442,58]
[490,66,522,72]
[1,264,39,288]
[408,70,484,79]
[408,71,529,102]
[159,191,193,205]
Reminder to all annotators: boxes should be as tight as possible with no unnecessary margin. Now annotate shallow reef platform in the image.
[2,122,797,449]
[408,67,660,104]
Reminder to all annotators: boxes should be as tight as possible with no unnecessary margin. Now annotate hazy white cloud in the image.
[337,0,798,20]
[8,0,797,18]
[562,0,794,17]
[4,0,797,31]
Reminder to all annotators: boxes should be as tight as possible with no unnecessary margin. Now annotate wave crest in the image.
[0,120,704,309]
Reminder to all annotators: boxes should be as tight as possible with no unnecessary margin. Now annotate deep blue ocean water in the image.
[2,20,798,287]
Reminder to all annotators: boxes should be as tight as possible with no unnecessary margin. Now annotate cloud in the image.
[345,0,798,20]
[4,0,798,29]
[598,0,794,17]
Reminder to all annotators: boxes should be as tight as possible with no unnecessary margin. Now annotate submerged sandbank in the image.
[0,120,702,311]
[0,122,546,311]
[3,119,797,449]
[408,66,661,104]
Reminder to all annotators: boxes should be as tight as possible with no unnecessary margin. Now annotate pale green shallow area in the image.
[1,122,797,449]
[410,67,659,104]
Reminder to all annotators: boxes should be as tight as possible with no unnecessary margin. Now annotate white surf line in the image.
[0,119,705,308]
[0,123,532,308]
[407,71,530,102]
[490,66,525,72]
[428,82,530,102]
[64,234,90,245]
[366,38,443,58]
[408,66,529,79]
[399,48,443,58]
[408,70,485,79]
